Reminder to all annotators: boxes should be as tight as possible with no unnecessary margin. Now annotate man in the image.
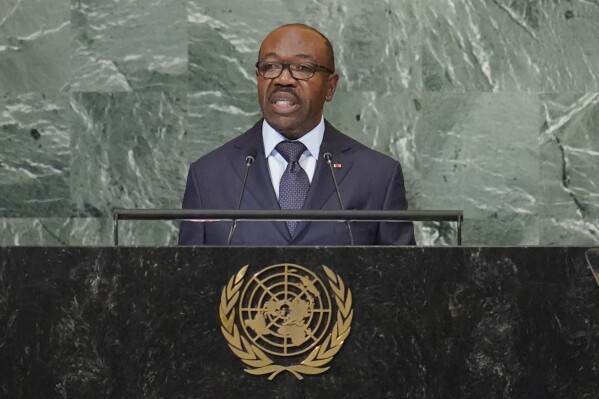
[179,23,415,245]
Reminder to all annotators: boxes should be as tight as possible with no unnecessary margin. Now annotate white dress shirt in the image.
[262,118,325,200]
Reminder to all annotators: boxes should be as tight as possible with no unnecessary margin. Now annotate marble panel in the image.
[539,1,599,92]
[185,90,261,160]
[0,92,71,217]
[0,218,71,245]
[70,0,187,92]
[67,216,111,245]
[415,221,459,246]
[187,1,265,93]
[314,0,421,92]
[0,216,179,246]
[69,90,187,218]
[539,217,599,246]
[415,92,543,245]
[421,0,542,92]
[0,0,70,96]
[463,214,541,246]
[67,217,177,246]
[115,220,178,246]
[539,93,599,244]
[326,89,419,168]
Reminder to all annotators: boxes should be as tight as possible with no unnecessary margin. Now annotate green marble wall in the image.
[1,0,598,246]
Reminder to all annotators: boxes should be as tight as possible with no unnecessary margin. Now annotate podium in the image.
[0,246,598,398]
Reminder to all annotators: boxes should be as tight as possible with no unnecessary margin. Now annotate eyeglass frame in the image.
[255,61,335,80]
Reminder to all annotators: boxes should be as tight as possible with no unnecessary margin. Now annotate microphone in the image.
[322,150,354,245]
[227,151,256,245]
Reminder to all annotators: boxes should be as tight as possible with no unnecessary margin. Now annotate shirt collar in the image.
[262,118,325,159]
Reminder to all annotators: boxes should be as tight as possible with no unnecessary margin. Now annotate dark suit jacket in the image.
[178,119,416,245]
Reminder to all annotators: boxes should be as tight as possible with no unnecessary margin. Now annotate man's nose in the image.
[273,65,297,85]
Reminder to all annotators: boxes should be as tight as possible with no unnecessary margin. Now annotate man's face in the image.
[256,26,338,139]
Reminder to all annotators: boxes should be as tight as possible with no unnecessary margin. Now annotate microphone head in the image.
[245,148,257,165]
[320,142,332,161]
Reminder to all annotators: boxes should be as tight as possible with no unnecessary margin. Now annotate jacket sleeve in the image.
[178,164,205,245]
[375,160,416,245]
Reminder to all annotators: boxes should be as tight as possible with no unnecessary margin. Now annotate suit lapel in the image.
[292,122,354,241]
[231,121,290,241]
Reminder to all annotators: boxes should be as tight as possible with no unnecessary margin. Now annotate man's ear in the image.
[325,73,339,102]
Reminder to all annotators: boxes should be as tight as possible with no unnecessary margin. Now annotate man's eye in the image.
[261,63,278,71]
[294,64,314,72]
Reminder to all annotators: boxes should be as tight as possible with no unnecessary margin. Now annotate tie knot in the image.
[276,141,307,163]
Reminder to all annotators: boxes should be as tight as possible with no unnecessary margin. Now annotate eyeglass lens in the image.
[258,63,315,80]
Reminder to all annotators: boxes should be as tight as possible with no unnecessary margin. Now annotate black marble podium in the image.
[0,247,598,398]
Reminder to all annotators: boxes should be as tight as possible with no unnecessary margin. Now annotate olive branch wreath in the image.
[219,264,353,380]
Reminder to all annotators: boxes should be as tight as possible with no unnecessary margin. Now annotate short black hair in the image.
[275,23,335,72]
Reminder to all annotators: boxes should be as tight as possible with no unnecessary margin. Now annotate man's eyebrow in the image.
[294,54,314,60]
[260,52,278,59]
[259,52,315,61]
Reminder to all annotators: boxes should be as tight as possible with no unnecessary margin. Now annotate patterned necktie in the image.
[276,140,310,236]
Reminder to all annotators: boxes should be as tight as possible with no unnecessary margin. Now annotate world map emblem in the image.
[219,263,353,380]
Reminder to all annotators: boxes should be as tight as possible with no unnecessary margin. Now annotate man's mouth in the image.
[270,92,300,113]
[274,99,295,107]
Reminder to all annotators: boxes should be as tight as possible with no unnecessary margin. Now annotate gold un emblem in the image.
[219,263,353,380]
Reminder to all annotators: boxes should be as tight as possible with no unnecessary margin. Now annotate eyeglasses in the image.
[255,61,334,80]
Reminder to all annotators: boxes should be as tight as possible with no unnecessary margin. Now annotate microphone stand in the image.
[323,152,354,245]
[227,154,255,245]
